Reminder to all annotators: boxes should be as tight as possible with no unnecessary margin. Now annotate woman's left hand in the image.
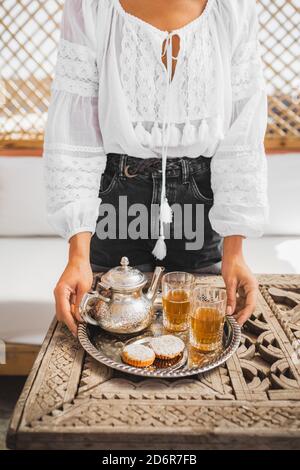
[222,237,259,326]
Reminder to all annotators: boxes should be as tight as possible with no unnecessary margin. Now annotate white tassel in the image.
[211,115,224,140]
[169,123,181,147]
[198,119,209,143]
[151,122,162,147]
[152,235,167,260]
[182,121,196,146]
[135,122,145,141]
[135,122,151,146]
[143,130,152,146]
[160,197,173,224]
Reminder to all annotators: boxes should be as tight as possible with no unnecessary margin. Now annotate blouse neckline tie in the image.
[152,31,179,260]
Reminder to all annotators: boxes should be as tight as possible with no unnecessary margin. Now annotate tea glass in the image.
[189,287,227,352]
[161,272,195,332]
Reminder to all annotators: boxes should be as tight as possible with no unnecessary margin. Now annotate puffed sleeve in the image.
[43,0,106,240]
[209,0,269,238]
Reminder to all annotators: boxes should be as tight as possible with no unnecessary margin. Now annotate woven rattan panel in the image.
[0,0,64,149]
[0,0,299,151]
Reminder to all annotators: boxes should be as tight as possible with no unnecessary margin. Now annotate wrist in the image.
[68,255,90,268]
[69,232,92,265]
[222,235,245,262]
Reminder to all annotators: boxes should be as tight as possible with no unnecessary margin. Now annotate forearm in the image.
[69,232,92,264]
[222,235,245,263]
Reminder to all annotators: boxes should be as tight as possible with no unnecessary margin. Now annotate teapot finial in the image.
[120,256,129,269]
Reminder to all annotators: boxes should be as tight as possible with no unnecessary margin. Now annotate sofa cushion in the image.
[265,153,300,236]
[0,237,68,344]
[0,157,55,236]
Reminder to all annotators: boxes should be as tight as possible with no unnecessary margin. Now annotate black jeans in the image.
[90,153,222,273]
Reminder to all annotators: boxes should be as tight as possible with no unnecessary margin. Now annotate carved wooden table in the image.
[7,274,300,450]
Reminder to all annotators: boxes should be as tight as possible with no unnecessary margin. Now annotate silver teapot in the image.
[80,257,164,334]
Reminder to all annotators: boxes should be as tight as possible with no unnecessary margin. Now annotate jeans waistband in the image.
[106,153,211,183]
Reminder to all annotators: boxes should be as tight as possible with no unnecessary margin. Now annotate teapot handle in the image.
[97,282,112,302]
[80,283,112,325]
[79,291,99,325]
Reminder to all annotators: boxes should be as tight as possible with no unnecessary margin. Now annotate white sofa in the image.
[0,155,299,346]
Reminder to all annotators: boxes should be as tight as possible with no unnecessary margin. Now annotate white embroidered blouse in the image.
[44,0,268,244]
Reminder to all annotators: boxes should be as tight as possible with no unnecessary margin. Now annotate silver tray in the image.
[78,311,241,378]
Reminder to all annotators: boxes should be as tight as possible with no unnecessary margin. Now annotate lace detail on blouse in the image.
[45,153,106,214]
[119,16,220,149]
[52,39,99,97]
[178,20,217,119]
[211,146,268,207]
[120,21,167,122]
[44,143,104,155]
[231,39,265,101]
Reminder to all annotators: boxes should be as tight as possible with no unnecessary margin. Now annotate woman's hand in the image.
[54,233,93,336]
[222,236,258,326]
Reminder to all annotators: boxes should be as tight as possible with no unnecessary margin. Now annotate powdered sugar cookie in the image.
[121,343,155,368]
[149,335,185,359]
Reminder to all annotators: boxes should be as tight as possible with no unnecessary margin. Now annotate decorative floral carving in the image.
[8,274,300,449]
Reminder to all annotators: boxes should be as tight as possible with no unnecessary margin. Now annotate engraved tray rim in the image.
[78,315,241,378]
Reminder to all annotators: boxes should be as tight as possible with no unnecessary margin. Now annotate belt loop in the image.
[119,154,127,178]
[181,158,189,184]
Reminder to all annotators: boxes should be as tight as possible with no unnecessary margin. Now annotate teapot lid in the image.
[100,257,146,290]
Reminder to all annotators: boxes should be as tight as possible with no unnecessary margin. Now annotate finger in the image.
[70,293,77,318]
[62,311,78,337]
[225,278,237,315]
[235,286,258,326]
[74,285,89,322]
[55,285,78,336]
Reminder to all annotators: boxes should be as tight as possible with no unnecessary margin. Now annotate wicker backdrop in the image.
[0,0,299,152]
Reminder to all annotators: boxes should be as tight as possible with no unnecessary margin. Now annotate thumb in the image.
[225,278,237,315]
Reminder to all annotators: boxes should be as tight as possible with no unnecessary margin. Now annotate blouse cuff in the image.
[209,205,269,239]
[47,197,101,241]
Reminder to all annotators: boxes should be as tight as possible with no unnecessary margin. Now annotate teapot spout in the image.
[146,266,165,301]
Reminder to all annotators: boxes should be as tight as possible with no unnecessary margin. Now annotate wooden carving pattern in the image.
[7,275,300,450]
[22,323,85,424]
[29,402,300,431]
[262,284,300,347]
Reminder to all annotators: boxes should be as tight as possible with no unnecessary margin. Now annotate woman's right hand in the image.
[54,233,93,336]
[54,258,93,336]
